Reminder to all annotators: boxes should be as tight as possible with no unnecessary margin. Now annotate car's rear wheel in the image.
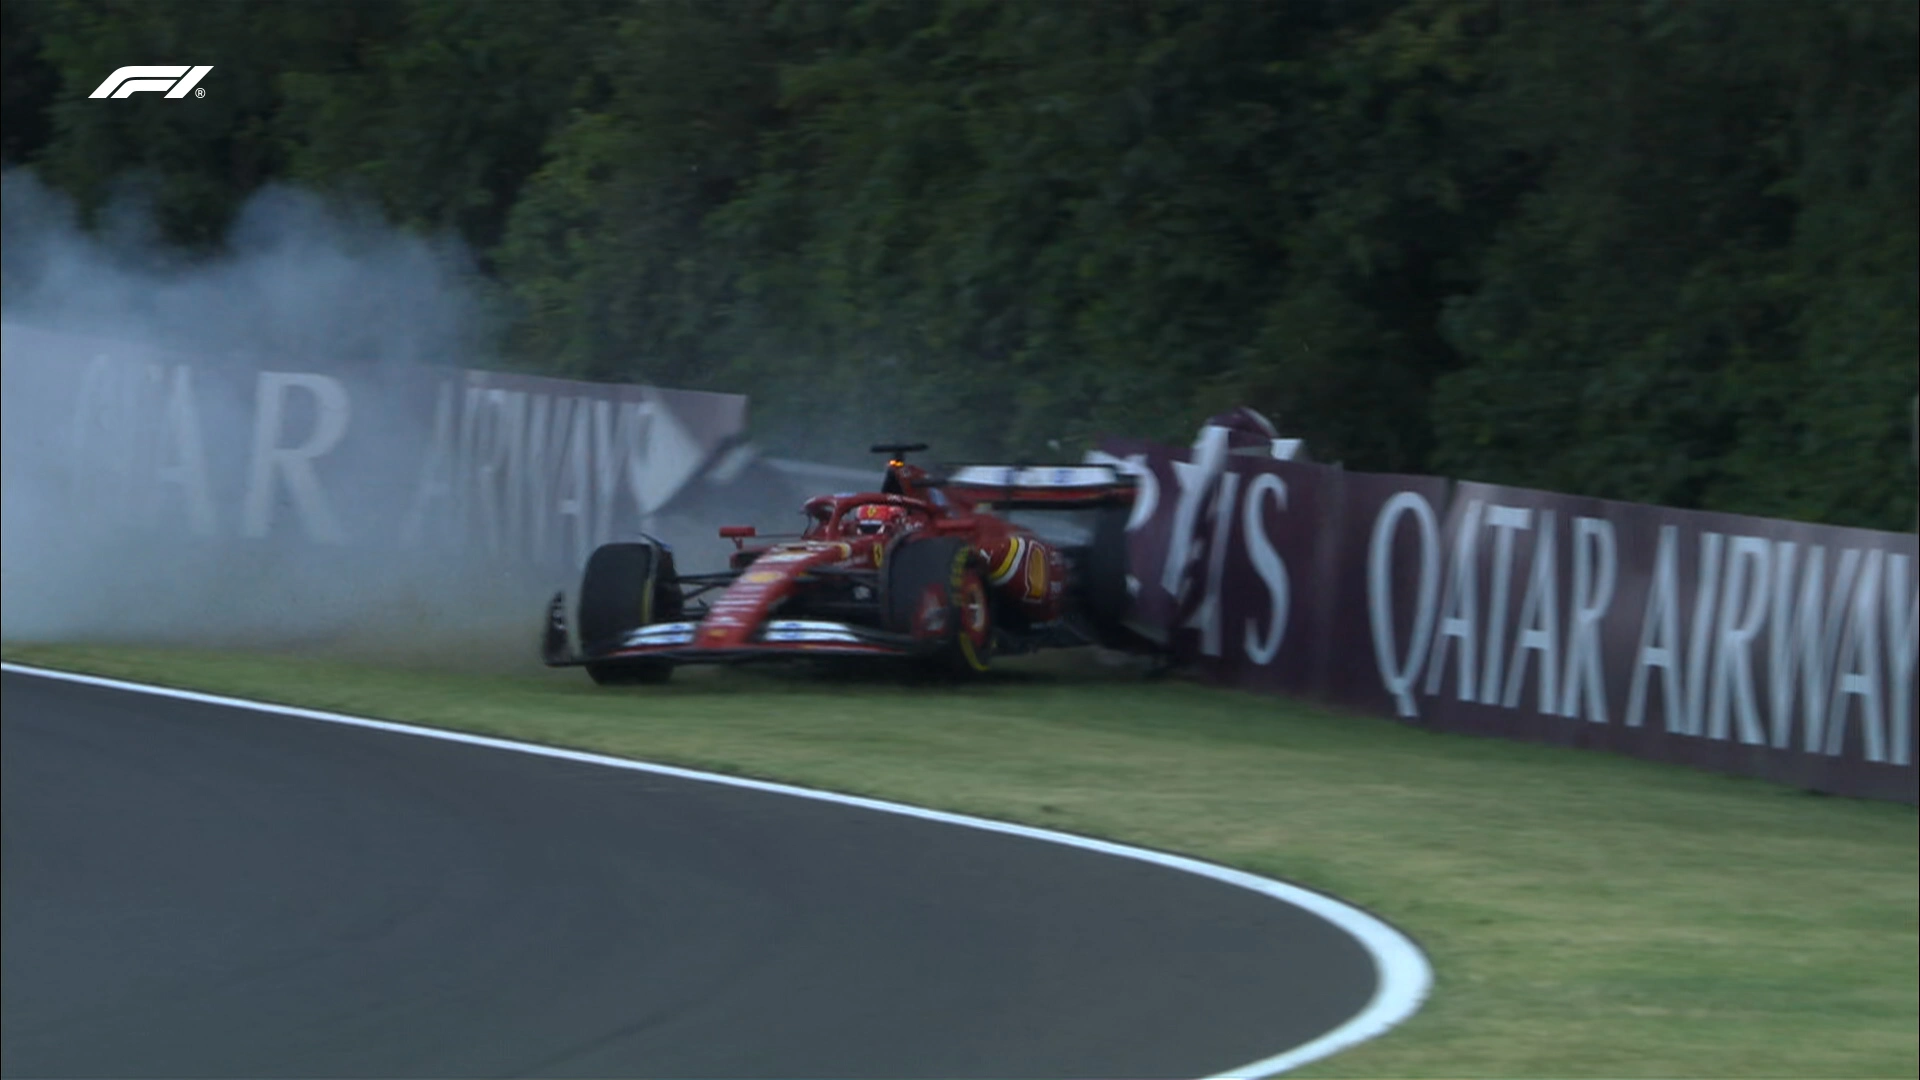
[884,537,993,676]
[1073,504,1150,649]
[578,541,679,685]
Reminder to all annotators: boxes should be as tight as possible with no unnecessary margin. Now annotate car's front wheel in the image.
[578,541,678,686]
[884,537,993,676]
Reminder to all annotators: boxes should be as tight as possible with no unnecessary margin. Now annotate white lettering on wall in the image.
[1182,472,1242,658]
[558,393,593,568]
[400,381,459,548]
[241,372,350,543]
[70,356,147,518]
[1368,491,1441,718]
[593,399,651,547]
[523,393,569,565]
[1768,544,1860,753]
[1161,428,1229,599]
[1888,554,1917,767]
[1425,499,1484,703]
[155,364,216,537]
[473,388,526,556]
[1680,531,1727,739]
[1707,535,1770,744]
[1827,550,1886,760]
[1628,526,1689,732]
[1559,516,1616,723]
[398,383,683,569]
[1502,509,1559,712]
[1480,504,1533,705]
[1242,473,1290,666]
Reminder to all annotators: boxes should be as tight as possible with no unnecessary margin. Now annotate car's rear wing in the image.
[930,464,1137,510]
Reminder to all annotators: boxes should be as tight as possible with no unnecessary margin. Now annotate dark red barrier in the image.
[1101,431,1919,804]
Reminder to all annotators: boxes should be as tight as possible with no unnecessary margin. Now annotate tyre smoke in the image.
[0,170,543,666]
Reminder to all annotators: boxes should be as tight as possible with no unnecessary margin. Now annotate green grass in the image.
[3,641,1914,1078]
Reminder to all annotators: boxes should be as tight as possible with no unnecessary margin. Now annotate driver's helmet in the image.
[851,503,908,537]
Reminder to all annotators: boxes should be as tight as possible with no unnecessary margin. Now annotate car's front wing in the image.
[541,591,930,667]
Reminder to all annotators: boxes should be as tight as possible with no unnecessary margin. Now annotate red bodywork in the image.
[691,459,1060,654]
[546,453,1133,670]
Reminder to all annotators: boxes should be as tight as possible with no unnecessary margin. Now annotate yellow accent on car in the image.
[1024,546,1048,600]
[988,537,1024,585]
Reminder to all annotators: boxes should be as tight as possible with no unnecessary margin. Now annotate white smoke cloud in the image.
[0,168,990,673]
[0,169,535,665]
[3,171,487,371]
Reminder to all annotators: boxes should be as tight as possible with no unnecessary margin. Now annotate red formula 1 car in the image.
[540,444,1146,683]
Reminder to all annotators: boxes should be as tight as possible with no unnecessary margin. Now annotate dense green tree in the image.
[279,0,622,263]
[1427,0,1916,528]
[26,0,402,247]
[1219,0,1523,472]
[712,0,1395,458]
[2,1,61,165]
[496,0,808,389]
[1718,0,1918,529]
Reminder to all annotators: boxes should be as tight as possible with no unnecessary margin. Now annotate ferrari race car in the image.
[540,444,1145,683]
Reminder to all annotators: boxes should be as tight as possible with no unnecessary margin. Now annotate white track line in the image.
[1,661,1433,1077]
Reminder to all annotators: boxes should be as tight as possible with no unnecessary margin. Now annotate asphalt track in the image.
[2,666,1419,1078]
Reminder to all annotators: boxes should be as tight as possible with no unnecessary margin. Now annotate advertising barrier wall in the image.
[2,323,749,572]
[1097,420,1919,804]
[7,322,1909,800]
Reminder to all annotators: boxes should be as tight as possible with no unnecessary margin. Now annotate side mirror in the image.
[719,524,755,549]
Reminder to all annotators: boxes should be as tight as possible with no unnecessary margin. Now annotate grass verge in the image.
[2,641,1914,1078]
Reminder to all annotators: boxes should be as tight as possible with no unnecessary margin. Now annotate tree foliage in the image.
[5,0,1914,527]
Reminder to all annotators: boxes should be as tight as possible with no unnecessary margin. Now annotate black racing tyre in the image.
[578,541,679,685]
[1076,504,1139,647]
[884,537,994,676]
